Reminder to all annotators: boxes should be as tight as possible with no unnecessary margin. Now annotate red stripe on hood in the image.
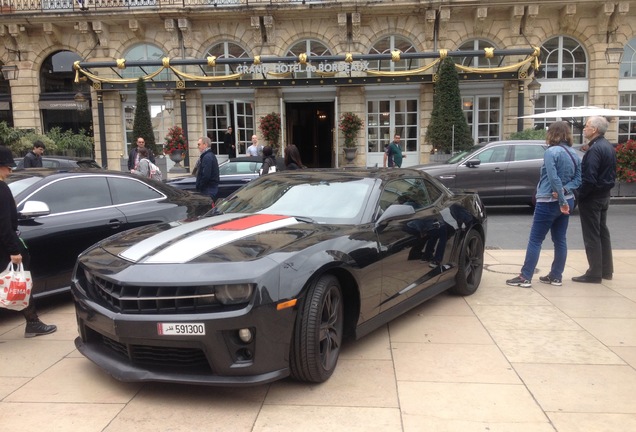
[210,214,291,231]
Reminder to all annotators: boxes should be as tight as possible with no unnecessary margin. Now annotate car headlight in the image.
[215,284,254,305]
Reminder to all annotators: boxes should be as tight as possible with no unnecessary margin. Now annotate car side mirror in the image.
[19,201,51,219]
[465,159,481,168]
[375,204,415,229]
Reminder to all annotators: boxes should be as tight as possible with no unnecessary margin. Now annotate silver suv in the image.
[415,140,550,206]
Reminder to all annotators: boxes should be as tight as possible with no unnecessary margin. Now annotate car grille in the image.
[79,269,227,314]
[93,329,211,371]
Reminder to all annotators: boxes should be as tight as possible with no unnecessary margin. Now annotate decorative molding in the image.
[178,18,193,50]
[338,12,347,43]
[597,2,615,39]
[43,23,61,45]
[438,8,450,43]
[511,5,524,34]
[263,15,274,46]
[352,12,361,42]
[559,4,576,32]
[424,9,436,41]
[474,7,487,34]
[251,16,261,46]
[92,21,110,57]
[129,19,143,33]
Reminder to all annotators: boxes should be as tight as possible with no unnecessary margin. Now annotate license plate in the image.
[157,323,205,336]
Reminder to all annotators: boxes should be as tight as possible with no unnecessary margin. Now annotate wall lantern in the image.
[1,65,19,81]
[527,78,541,105]
[74,92,89,111]
[605,47,624,65]
[163,89,175,113]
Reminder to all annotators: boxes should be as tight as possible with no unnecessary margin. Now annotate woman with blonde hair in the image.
[506,121,582,288]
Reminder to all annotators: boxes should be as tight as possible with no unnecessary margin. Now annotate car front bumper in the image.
[73,289,296,386]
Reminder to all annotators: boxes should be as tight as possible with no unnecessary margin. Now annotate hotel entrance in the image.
[285,101,334,168]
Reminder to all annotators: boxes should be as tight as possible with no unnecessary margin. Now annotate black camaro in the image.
[72,168,487,385]
[7,169,212,297]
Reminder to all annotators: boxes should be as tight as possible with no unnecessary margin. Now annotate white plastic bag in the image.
[0,263,32,311]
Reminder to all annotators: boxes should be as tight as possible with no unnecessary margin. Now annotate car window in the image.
[512,145,546,161]
[220,161,261,175]
[379,179,432,212]
[26,177,112,214]
[42,160,60,168]
[108,177,164,205]
[474,146,508,163]
[423,178,443,202]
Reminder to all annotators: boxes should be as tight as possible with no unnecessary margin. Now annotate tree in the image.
[132,78,156,154]
[425,57,474,153]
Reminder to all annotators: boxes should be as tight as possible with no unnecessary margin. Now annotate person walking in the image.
[127,137,155,171]
[195,136,220,203]
[572,116,617,283]
[23,140,46,168]
[386,134,405,167]
[0,146,57,337]
[284,144,304,170]
[506,121,581,288]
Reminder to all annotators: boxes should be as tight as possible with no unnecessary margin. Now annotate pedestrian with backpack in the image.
[131,147,162,181]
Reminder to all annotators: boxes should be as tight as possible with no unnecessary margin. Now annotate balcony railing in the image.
[0,0,325,13]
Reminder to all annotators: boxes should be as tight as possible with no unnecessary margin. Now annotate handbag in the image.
[0,263,32,311]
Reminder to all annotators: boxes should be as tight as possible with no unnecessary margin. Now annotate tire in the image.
[450,229,484,296]
[290,274,344,383]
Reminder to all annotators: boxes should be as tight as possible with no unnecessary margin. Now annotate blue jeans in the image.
[520,199,573,281]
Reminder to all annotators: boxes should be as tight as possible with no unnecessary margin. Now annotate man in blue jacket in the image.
[195,136,219,203]
[572,116,616,283]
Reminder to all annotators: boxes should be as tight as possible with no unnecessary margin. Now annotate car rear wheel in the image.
[451,229,484,296]
[290,274,343,383]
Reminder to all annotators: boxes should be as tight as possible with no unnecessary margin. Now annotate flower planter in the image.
[613,181,636,197]
[168,150,187,173]
[343,147,357,164]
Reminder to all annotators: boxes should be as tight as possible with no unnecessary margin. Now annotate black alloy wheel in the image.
[290,274,344,383]
[450,229,484,296]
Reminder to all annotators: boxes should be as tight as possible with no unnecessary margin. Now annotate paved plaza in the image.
[1,249,636,432]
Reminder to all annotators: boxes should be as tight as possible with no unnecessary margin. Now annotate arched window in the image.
[539,36,587,79]
[204,41,250,77]
[618,37,636,143]
[40,51,89,93]
[122,43,169,80]
[533,37,589,143]
[368,35,418,72]
[458,39,502,68]
[286,39,332,78]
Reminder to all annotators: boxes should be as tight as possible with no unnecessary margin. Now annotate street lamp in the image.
[74,92,89,111]
[527,77,541,105]
[605,47,624,65]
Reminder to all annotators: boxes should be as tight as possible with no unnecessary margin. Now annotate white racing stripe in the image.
[122,214,298,264]
[119,213,245,262]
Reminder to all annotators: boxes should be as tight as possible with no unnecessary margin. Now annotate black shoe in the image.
[24,320,57,338]
[506,275,532,288]
[539,275,562,286]
[571,275,602,284]
[602,274,613,280]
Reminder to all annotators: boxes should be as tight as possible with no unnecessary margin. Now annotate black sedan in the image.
[72,168,486,386]
[165,156,286,198]
[7,169,212,297]
[14,155,102,170]
[416,140,549,206]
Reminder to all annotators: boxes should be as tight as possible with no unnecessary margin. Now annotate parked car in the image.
[72,168,486,386]
[6,169,212,298]
[165,156,287,198]
[14,155,102,170]
[416,140,550,206]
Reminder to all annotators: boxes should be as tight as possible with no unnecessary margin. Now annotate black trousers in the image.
[1,242,38,322]
[578,196,613,278]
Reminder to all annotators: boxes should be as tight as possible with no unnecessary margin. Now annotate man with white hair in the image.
[195,136,219,203]
[572,116,616,283]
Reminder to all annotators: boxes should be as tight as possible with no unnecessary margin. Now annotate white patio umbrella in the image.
[519,106,636,119]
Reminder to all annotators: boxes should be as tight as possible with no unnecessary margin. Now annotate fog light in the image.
[238,328,252,343]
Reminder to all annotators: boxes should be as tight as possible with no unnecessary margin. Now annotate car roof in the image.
[481,140,545,147]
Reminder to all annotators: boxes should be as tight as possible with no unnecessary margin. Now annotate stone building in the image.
[1,0,635,171]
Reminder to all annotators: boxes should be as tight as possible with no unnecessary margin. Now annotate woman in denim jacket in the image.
[507,121,582,288]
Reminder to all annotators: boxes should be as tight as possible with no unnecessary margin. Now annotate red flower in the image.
[616,139,636,183]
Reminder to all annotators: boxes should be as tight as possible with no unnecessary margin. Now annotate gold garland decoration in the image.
[366,58,441,76]
[391,50,401,62]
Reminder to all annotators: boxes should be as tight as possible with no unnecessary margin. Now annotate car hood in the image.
[95,213,352,265]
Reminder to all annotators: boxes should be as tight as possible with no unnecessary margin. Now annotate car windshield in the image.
[216,176,374,224]
[6,175,41,197]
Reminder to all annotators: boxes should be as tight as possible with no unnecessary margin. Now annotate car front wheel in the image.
[290,274,344,383]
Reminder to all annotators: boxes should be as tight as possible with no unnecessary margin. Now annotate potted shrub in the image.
[164,126,188,170]
[259,112,281,151]
[615,139,636,196]
[339,112,364,162]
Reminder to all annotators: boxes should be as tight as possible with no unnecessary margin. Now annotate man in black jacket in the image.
[0,145,57,337]
[127,137,155,171]
[195,136,219,202]
[572,116,616,283]
[23,141,45,168]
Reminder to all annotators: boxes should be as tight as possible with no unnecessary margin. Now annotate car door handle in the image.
[493,168,505,173]
[241,178,252,182]
[108,219,123,229]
